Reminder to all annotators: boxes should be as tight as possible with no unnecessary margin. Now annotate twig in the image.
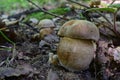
[23,22,40,33]
[67,0,113,26]
[113,8,120,35]
[109,0,116,6]
[27,0,69,20]
[97,12,113,26]
[67,0,90,8]
[113,12,117,32]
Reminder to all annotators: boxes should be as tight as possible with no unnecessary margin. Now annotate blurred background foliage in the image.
[0,0,60,11]
[0,0,29,12]
[0,0,90,20]
[0,0,90,12]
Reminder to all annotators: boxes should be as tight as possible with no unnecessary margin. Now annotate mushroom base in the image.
[57,37,95,71]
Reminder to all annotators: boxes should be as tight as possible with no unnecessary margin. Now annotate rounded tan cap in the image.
[38,19,55,29]
[58,20,100,41]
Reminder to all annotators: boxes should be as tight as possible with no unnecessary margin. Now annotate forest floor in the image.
[0,0,120,80]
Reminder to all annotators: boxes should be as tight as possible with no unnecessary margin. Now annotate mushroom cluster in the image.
[50,20,100,71]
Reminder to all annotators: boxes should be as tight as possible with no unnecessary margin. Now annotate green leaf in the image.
[64,7,71,11]
[0,47,12,51]
[86,8,116,13]
[108,4,120,8]
[0,30,15,45]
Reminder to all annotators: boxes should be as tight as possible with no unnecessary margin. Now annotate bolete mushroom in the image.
[49,20,100,71]
[58,20,99,41]
[38,19,59,50]
[37,19,55,39]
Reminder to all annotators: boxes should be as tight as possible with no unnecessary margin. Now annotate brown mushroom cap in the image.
[58,20,100,41]
[37,19,55,29]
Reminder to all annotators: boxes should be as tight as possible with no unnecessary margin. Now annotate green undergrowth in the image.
[0,0,56,13]
[0,0,30,12]
[24,7,71,21]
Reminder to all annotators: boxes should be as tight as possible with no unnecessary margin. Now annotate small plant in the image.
[0,30,16,65]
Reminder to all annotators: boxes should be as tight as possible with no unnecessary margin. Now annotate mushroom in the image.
[39,27,54,39]
[38,19,59,50]
[37,19,55,39]
[49,20,99,71]
[89,0,101,8]
[58,20,99,41]
[38,19,55,29]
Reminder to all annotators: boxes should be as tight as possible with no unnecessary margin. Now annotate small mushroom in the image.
[38,19,59,51]
[89,0,101,8]
[49,20,100,71]
[48,53,59,66]
[38,19,55,39]
[35,19,55,40]
[37,19,55,29]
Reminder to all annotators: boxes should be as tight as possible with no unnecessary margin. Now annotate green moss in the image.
[24,7,71,21]
[0,0,70,20]
[49,7,71,15]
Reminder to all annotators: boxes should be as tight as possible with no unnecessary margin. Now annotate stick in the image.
[27,0,69,20]
[109,0,116,6]
[67,0,113,26]
[67,0,90,8]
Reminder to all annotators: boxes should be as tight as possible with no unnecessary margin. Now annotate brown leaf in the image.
[0,64,39,79]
